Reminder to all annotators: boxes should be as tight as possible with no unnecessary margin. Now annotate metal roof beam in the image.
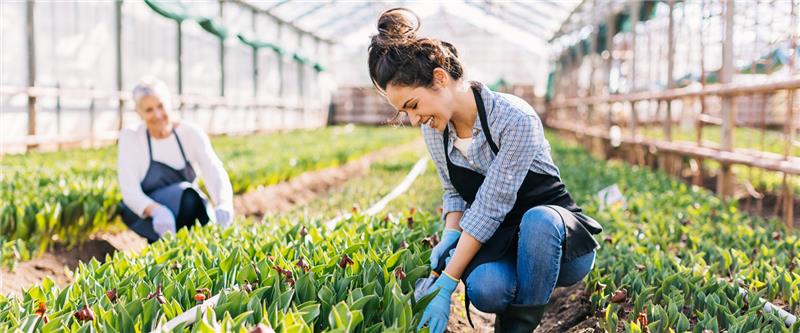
[234,0,334,43]
[502,1,564,29]
[325,5,385,40]
[265,0,292,13]
[514,0,571,18]
[490,2,552,33]
[465,2,548,41]
[307,2,375,33]
[288,0,335,24]
[550,0,590,42]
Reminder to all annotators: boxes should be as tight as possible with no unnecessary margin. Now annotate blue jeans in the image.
[465,206,596,313]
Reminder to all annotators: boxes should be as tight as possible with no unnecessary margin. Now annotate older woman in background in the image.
[118,77,234,243]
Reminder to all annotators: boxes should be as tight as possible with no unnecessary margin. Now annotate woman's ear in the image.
[432,68,448,88]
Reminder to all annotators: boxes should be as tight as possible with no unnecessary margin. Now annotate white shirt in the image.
[453,136,472,157]
[117,122,234,218]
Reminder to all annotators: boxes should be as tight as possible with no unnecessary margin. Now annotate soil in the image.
[447,283,495,332]
[444,282,602,333]
[0,231,146,297]
[538,283,598,333]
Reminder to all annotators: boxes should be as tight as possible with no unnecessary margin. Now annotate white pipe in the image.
[733,279,797,327]
[325,156,428,229]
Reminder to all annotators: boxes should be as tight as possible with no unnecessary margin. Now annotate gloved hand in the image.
[150,204,176,237]
[214,207,234,228]
[417,271,458,333]
[444,248,456,267]
[430,229,460,270]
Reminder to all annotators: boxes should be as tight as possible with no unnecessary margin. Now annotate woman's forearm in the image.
[444,211,463,231]
[143,203,160,217]
[443,232,482,280]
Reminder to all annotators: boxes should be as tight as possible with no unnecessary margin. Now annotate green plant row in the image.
[0,126,418,268]
[0,211,443,332]
[3,130,798,332]
[547,137,800,332]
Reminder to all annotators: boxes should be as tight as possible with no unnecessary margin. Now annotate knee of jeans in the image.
[556,251,596,287]
[466,278,515,313]
[520,206,564,240]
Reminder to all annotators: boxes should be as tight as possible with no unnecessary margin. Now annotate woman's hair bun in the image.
[368,7,464,94]
[375,8,420,45]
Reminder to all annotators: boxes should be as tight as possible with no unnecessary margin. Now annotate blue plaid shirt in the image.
[422,82,561,243]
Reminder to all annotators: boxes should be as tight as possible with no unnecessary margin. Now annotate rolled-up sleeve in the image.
[459,113,540,243]
[422,126,466,220]
[118,129,155,218]
[186,124,234,212]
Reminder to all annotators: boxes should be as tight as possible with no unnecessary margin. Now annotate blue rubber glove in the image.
[444,248,456,267]
[417,272,458,333]
[430,229,460,270]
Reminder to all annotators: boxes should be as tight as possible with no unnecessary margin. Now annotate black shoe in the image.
[494,304,547,333]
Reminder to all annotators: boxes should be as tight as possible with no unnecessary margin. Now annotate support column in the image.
[663,0,676,175]
[717,0,736,198]
[26,0,37,151]
[782,0,797,229]
[219,0,225,97]
[115,0,124,130]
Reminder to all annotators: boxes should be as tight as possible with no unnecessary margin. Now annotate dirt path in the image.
[234,141,420,219]
[1,142,421,298]
[0,231,147,297]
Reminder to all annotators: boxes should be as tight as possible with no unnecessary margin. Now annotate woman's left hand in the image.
[417,272,458,333]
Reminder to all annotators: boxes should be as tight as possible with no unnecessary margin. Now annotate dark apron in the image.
[119,128,207,242]
[446,84,602,325]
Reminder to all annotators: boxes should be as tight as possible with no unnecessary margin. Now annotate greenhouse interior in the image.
[0,0,798,332]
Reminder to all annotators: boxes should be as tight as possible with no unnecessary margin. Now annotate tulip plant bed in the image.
[2,130,800,332]
[0,211,445,332]
[549,135,800,332]
[0,126,417,268]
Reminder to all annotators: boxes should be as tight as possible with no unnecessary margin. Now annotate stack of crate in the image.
[331,87,398,125]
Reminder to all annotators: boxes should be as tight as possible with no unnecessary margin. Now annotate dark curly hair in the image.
[367,8,464,95]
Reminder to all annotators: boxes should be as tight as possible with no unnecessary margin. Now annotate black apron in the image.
[446,84,602,325]
[120,128,207,242]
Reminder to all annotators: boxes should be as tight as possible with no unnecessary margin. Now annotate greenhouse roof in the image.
[241,0,580,45]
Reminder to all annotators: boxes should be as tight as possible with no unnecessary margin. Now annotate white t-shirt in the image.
[453,136,472,157]
[117,122,234,218]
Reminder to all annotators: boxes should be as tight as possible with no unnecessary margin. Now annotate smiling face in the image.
[135,95,172,134]
[385,68,456,132]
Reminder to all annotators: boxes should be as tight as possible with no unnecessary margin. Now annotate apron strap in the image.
[442,126,451,163]
[172,128,190,164]
[471,84,499,155]
[146,130,153,162]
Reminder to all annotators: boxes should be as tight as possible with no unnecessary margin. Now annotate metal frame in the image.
[288,0,335,24]
[505,1,568,32]
[318,3,381,40]
[462,1,548,42]
[309,2,376,35]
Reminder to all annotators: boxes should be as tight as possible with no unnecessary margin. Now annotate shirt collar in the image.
[449,81,493,136]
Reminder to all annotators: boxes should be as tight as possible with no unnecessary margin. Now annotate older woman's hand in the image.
[151,205,176,237]
[214,208,234,228]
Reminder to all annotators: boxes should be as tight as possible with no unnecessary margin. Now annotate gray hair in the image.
[132,76,172,107]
